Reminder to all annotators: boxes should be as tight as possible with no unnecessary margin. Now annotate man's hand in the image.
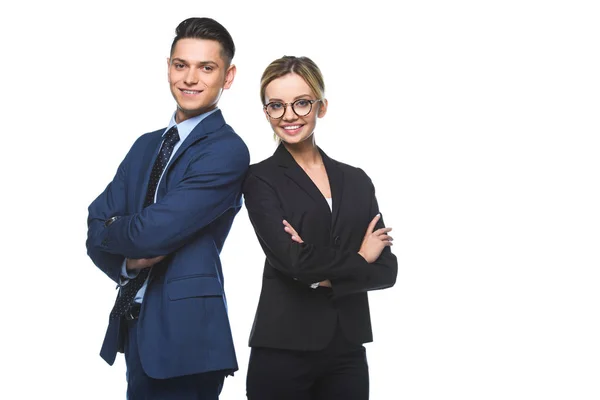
[358,214,393,263]
[126,256,166,271]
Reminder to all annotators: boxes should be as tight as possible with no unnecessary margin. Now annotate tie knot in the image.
[164,126,180,144]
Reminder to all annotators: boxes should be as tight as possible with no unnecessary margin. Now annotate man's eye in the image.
[203,65,214,72]
[174,63,185,69]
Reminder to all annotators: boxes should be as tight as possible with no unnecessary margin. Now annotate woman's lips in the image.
[281,124,303,135]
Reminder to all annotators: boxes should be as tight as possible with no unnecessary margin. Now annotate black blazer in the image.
[242,144,397,351]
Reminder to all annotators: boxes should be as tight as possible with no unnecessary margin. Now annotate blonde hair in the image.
[260,56,325,104]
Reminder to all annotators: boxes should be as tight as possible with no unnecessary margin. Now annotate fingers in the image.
[283,220,293,229]
[373,227,392,236]
[379,234,394,242]
[283,221,299,237]
[291,235,304,244]
[283,220,304,243]
[283,226,298,236]
[365,214,381,235]
[127,255,168,270]
[126,258,152,270]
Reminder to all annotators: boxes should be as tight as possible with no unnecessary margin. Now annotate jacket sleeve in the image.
[86,155,129,284]
[330,171,398,298]
[88,138,249,259]
[243,172,377,285]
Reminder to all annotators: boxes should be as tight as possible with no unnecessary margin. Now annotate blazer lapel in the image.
[320,148,344,227]
[273,144,344,223]
[137,131,165,210]
[273,144,329,212]
[154,110,227,200]
[169,109,226,167]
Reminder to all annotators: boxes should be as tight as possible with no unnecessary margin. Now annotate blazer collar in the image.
[274,143,344,225]
[139,110,226,210]
[170,109,226,164]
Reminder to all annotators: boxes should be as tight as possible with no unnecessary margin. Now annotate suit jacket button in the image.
[333,236,341,247]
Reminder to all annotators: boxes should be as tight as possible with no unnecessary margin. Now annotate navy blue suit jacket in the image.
[86,110,249,379]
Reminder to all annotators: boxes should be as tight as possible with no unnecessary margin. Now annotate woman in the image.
[243,56,398,400]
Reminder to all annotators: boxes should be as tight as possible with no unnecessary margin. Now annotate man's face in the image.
[167,38,235,123]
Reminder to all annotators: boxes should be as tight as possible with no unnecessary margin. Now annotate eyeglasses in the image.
[264,99,322,119]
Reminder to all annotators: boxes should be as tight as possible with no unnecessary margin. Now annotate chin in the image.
[178,101,202,112]
[278,134,300,142]
[281,130,315,144]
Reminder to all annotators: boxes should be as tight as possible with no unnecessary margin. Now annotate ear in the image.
[263,107,270,121]
[223,64,237,89]
[317,98,328,118]
[166,57,171,82]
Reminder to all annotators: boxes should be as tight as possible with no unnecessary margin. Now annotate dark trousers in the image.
[246,325,369,400]
[124,319,225,400]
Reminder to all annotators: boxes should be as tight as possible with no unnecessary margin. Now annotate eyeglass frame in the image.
[263,99,323,119]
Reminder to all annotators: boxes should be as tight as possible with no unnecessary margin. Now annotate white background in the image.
[1,0,599,399]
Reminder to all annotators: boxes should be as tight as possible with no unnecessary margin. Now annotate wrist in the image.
[358,251,372,264]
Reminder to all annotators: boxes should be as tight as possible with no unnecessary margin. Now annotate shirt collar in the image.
[163,108,220,142]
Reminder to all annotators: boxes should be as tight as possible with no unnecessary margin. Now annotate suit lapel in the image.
[274,144,344,222]
[154,110,227,201]
[320,148,344,227]
[274,144,323,205]
[169,109,226,167]
[137,132,164,210]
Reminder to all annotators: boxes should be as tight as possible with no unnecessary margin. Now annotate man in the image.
[86,17,249,399]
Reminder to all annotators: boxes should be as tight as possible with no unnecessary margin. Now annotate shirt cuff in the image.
[119,259,139,285]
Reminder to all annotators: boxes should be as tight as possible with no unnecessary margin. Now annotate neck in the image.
[283,136,322,168]
[175,104,217,124]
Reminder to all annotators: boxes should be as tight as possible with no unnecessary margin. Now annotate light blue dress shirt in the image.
[120,108,219,303]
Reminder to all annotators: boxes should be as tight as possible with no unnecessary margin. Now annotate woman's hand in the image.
[283,220,331,288]
[319,279,332,287]
[283,220,304,243]
[358,214,393,263]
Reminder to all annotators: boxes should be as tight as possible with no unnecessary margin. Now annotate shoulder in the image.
[124,128,164,157]
[330,157,372,182]
[243,155,280,193]
[219,124,250,157]
[326,156,376,194]
[135,128,164,145]
[186,124,250,169]
[247,154,279,177]
[211,124,249,154]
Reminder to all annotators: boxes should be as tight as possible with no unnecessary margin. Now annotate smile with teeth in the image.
[181,89,201,95]
[283,125,302,131]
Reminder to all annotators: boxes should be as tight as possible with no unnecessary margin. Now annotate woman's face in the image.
[263,73,327,145]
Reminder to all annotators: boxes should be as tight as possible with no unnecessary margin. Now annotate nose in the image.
[282,104,297,121]
[184,67,199,85]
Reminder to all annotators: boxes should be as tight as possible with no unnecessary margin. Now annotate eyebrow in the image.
[267,94,313,102]
[171,58,220,68]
